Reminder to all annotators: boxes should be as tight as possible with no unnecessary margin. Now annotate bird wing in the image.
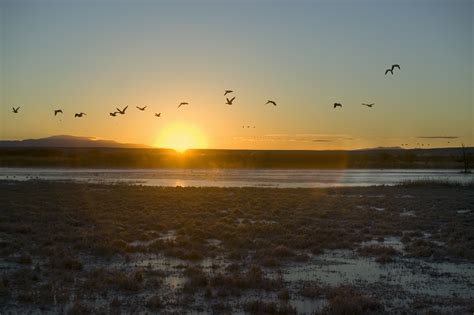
[123,106,128,112]
[230,97,236,102]
[392,64,400,70]
[385,69,391,75]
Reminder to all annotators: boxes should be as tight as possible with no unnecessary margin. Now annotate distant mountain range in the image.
[0,135,150,148]
[0,136,471,155]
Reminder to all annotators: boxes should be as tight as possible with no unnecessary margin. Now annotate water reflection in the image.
[0,168,472,188]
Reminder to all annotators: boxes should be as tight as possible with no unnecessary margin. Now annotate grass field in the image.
[0,181,473,314]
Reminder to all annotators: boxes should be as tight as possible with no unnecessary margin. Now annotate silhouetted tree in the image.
[461,144,471,173]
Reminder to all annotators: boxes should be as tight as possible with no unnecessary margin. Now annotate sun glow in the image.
[155,122,207,153]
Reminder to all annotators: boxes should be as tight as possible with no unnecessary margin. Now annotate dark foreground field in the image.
[0,181,473,314]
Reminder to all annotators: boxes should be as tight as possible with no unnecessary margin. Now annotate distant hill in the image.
[0,135,150,148]
[355,146,404,151]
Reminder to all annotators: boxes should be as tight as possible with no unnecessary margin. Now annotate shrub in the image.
[146,295,162,310]
[243,300,297,315]
[321,285,383,315]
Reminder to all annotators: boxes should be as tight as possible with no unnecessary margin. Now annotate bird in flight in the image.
[333,103,342,108]
[109,112,118,117]
[362,103,374,107]
[75,113,86,118]
[178,102,188,108]
[136,106,147,111]
[116,105,128,115]
[155,113,161,117]
[226,97,236,105]
[224,90,233,96]
[54,109,63,116]
[266,100,277,106]
[12,107,20,113]
[385,64,400,75]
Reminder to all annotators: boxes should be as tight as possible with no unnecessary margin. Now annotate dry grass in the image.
[0,180,473,313]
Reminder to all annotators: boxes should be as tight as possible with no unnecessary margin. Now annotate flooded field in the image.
[0,181,473,314]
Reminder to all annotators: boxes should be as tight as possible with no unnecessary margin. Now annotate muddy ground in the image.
[0,180,473,314]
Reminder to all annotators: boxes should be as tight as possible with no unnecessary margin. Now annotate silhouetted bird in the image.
[178,102,188,108]
[385,64,400,75]
[155,113,161,117]
[110,112,118,117]
[266,100,277,106]
[136,106,147,111]
[224,90,233,96]
[12,107,20,113]
[333,103,342,108]
[362,103,374,107]
[116,106,128,115]
[226,97,236,105]
[54,109,63,116]
[75,113,86,118]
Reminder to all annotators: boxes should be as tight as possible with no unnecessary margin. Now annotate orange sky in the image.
[1,0,472,150]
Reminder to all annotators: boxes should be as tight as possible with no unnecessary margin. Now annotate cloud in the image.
[416,136,458,139]
[234,134,356,143]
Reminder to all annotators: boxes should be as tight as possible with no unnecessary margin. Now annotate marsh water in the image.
[0,168,472,187]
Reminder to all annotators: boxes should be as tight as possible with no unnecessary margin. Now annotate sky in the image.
[1,0,472,150]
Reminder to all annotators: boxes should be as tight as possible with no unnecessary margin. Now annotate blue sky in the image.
[1,0,472,149]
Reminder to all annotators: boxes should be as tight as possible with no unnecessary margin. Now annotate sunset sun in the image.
[155,122,207,153]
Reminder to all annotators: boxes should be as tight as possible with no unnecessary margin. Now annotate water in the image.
[0,168,472,187]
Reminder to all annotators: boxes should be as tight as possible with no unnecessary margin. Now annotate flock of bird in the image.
[10,64,401,119]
